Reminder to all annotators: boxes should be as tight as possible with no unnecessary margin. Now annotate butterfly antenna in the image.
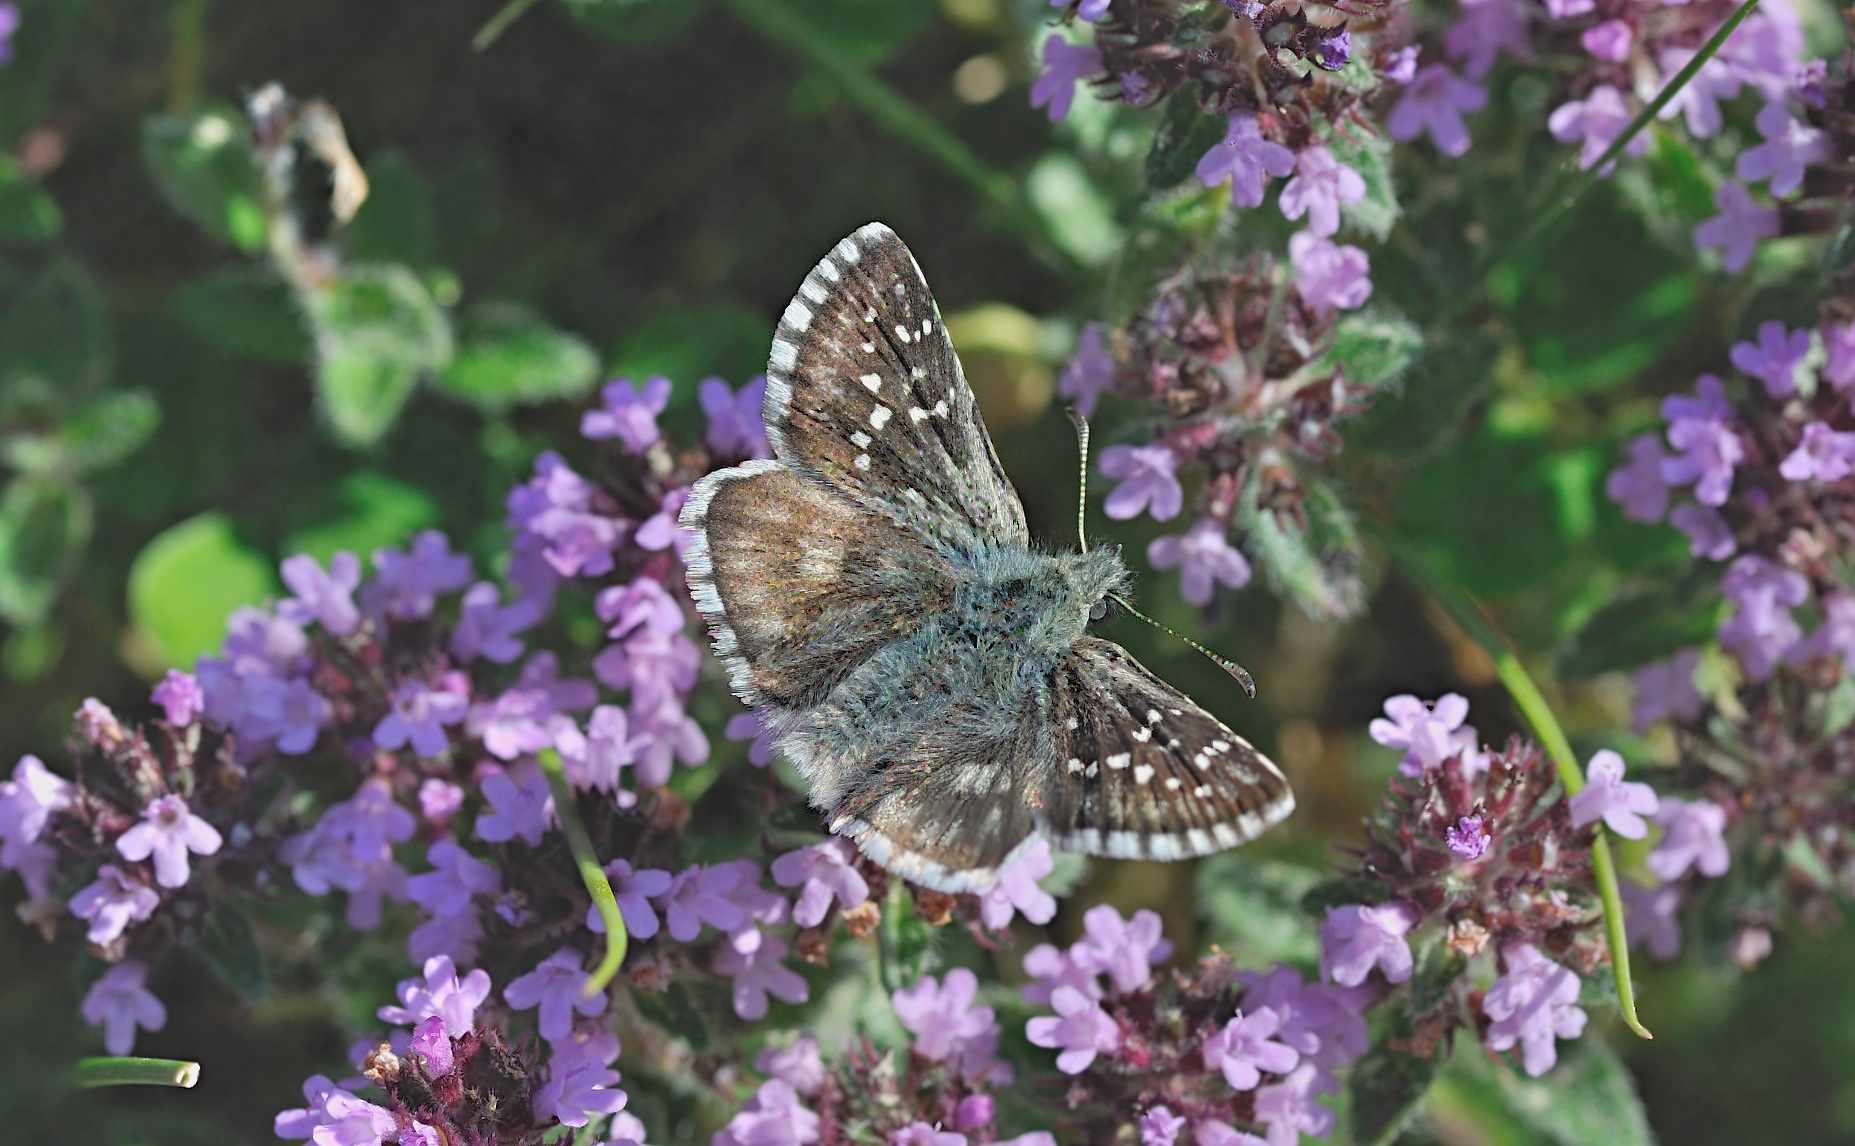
[1106,592,1258,699]
[1067,407,1091,554]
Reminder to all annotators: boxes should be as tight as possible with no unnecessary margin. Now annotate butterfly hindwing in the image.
[1044,637,1295,860]
[764,222,1030,551]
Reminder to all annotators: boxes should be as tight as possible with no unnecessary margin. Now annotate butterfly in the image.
[680,223,1293,893]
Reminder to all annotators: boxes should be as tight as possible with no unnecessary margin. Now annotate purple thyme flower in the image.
[1098,443,1183,521]
[1621,880,1683,959]
[1279,147,1365,238]
[508,451,624,580]
[1368,693,1481,777]
[770,839,869,928]
[238,673,330,756]
[1445,0,1530,79]
[81,960,166,1055]
[658,863,749,940]
[560,703,648,794]
[1022,942,1103,1006]
[635,486,694,556]
[1202,1007,1300,1090]
[1823,321,1855,390]
[1381,45,1419,84]
[1387,64,1487,157]
[726,710,778,767]
[1606,433,1672,523]
[1289,231,1372,313]
[407,841,501,918]
[1671,503,1736,560]
[891,1122,962,1146]
[1693,182,1779,273]
[373,676,470,757]
[701,375,771,459]
[280,551,362,636]
[1737,103,1827,197]
[1648,798,1730,881]
[716,1079,821,1146]
[1320,903,1417,986]
[954,1093,994,1130]
[1548,85,1645,172]
[274,1074,347,1141]
[311,1090,398,1146]
[1446,814,1490,859]
[756,1034,827,1097]
[587,858,674,939]
[1568,750,1658,838]
[893,968,999,1066]
[1195,113,1297,206]
[151,669,204,726]
[1030,35,1102,122]
[714,931,809,1020]
[450,582,539,665]
[1194,1122,1269,1146]
[1540,0,1591,16]
[475,764,555,847]
[1581,19,1631,61]
[1308,25,1351,71]
[1140,1105,1187,1146]
[978,837,1058,930]
[1254,1064,1339,1144]
[1071,0,1111,19]
[410,1015,454,1076]
[1483,943,1587,1076]
[1236,965,1368,1069]
[1071,903,1172,993]
[69,864,161,945]
[116,793,222,889]
[536,1060,628,1128]
[1658,47,1744,139]
[1659,375,1742,507]
[1058,323,1115,418]
[1027,986,1120,1073]
[379,955,493,1032]
[1731,320,1812,398]
[0,5,18,67]
[505,947,607,1040]
[366,531,473,621]
[1720,554,1808,679]
[1147,518,1251,606]
[582,375,671,452]
[0,754,72,865]
[630,694,710,785]
[1811,593,1855,668]
[1780,422,1855,482]
[1631,649,1705,731]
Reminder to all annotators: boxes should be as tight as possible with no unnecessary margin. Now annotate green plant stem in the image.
[537,749,628,996]
[166,0,209,115]
[74,1057,201,1088]
[473,0,543,51]
[1376,529,1654,1041]
[722,0,1080,277]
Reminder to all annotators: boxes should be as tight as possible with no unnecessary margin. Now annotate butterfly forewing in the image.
[1045,637,1294,861]
[763,222,1030,550]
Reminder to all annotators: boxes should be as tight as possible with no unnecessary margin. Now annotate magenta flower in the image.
[1606,433,1672,523]
[312,1090,399,1146]
[1289,231,1372,313]
[714,931,809,1020]
[701,374,771,459]
[1026,986,1120,1073]
[70,864,161,945]
[1731,320,1812,398]
[407,841,501,918]
[273,1074,347,1141]
[1139,1105,1187,1146]
[1147,518,1251,606]
[1720,554,1808,679]
[0,4,18,67]
[1737,103,1827,197]
[1693,182,1779,273]
[1098,443,1183,521]
[755,1034,827,1097]
[116,793,222,889]
[1446,814,1491,860]
[954,1093,994,1130]
[379,955,493,1032]
[892,968,999,1066]
[1058,323,1116,417]
[507,452,624,580]
[1548,85,1645,172]
[1022,941,1103,1005]
[1194,1121,1269,1146]
[1387,65,1487,156]
[1659,375,1742,507]
[475,764,555,847]
[505,947,607,1039]
[1368,693,1481,777]
[0,754,73,864]
[582,375,671,452]
[1071,903,1172,993]
[1195,113,1296,206]
[658,863,749,940]
[81,960,166,1055]
[1279,147,1365,238]
[1320,903,1416,986]
[1236,965,1367,1068]
[771,838,869,928]
[1648,798,1730,881]
[1540,0,1591,16]
[1581,19,1631,61]
[410,1014,454,1076]
[1671,503,1735,560]
[151,669,205,726]
[373,677,469,757]
[1483,943,1587,1076]
[280,551,362,636]
[1030,35,1102,122]
[1780,422,1855,482]
[1202,1007,1300,1090]
[1631,650,1705,731]
[978,837,1058,930]
[1569,750,1658,838]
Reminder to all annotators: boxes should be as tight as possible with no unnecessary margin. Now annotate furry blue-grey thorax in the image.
[944,544,1130,668]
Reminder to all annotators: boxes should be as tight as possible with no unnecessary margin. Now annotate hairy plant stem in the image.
[538,749,628,996]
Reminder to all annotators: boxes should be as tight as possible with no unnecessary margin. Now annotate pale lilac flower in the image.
[755,1034,827,1097]
[1021,942,1102,1005]
[726,710,778,767]
[1693,182,1778,273]
[1058,323,1115,417]
[151,670,205,726]
[311,1091,399,1146]
[280,552,362,636]
[1071,903,1172,992]
[978,837,1057,930]
[1320,903,1416,986]
[1030,35,1102,122]
[1720,554,1808,678]
[366,531,473,621]
[1147,518,1251,606]
[1582,19,1631,61]
[548,1022,621,1076]
[1737,103,1827,197]
[1822,321,1855,390]
[1289,231,1372,313]
[1381,45,1420,83]
[414,781,459,826]
[374,677,469,757]
[597,574,686,640]
[70,865,161,945]
[1202,1007,1300,1090]
[505,947,606,1039]
[631,694,710,784]
[1780,422,1855,481]
[506,452,624,580]
[1671,503,1736,560]
[407,841,501,917]
[1483,944,1587,1076]
[635,486,694,556]
[1548,85,1645,172]
[893,968,998,1065]
[701,375,771,459]
[0,754,72,865]
[379,955,493,1032]
[1140,1106,1187,1146]
[81,960,166,1055]
[470,652,596,760]
[1194,113,1296,205]
[282,782,413,928]
[595,624,702,712]
[1541,0,1591,16]
[1621,881,1683,959]
[771,838,869,928]
[1194,1122,1268,1146]
[1279,147,1365,238]
[563,704,647,793]
[1445,0,1530,79]
[1732,320,1812,398]
[1660,375,1742,507]
[1606,434,1672,523]
[1631,650,1705,731]
[240,673,331,756]
[1235,966,1367,1068]
[535,1060,627,1127]
[714,931,809,1020]
[475,764,555,847]
[450,582,539,664]
[1387,65,1487,156]
[582,375,671,452]
[410,1014,454,1076]
[408,910,484,966]
[274,1074,347,1140]
[891,1123,963,1146]
[1253,1064,1338,1145]
[1648,798,1730,880]
[1446,814,1490,860]
[1368,693,1481,777]
[1658,47,1745,138]
[399,1123,443,1146]
[0,4,19,67]
[1569,750,1658,838]
[658,863,749,940]
[1026,986,1120,1073]
[1810,593,1855,668]
[1070,0,1111,19]
[954,1094,994,1130]
[715,1079,821,1146]
[1098,443,1183,521]
[116,794,222,889]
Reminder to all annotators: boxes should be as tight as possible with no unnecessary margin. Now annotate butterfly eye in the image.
[1089,599,1109,622]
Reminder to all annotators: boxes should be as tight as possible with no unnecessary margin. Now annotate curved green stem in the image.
[74,1057,201,1088]
[1377,530,1653,1041]
[537,749,628,996]
[472,0,542,51]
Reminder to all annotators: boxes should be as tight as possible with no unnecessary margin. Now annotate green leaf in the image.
[1330,122,1399,240]
[564,0,712,45]
[197,900,268,1001]
[1026,153,1123,266]
[1196,856,1322,967]
[1350,1043,1442,1146]
[437,302,601,411]
[1560,582,1720,678]
[0,476,92,627]
[282,471,439,566]
[343,149,436,265]
[1351,333,1498,456]
[1319,310,1422,391]
[1,256,111,397]
[1488,1035,1653,1146]
[141,109,266,251]
[1,389,160,477]
[1397,425,1570,597]
[127,513,278,668]
[171,268,311,363]
[304,264,454,447]
[1407,933,1466,1015]
[1145,89,1226,191]
[0,156,61,241]
[1240,473,1365,619]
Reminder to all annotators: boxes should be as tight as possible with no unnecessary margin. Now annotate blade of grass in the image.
[538,748,628,996]
[74,1057,201,1088]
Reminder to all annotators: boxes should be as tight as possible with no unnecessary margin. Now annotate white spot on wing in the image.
[894,324,912,343]
[1133,764,1154,785]
[783,300,812,331]
[770,338,798,373]
[800,279,828,304]
[870,404,893,430]
[1067,758,1084,774]
[850,431,871,448]
[909,406,930,424]
[860,373,882,393]
[854,454,870,470]
[1106,753,1130,770]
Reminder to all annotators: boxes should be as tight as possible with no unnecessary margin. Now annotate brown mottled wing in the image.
[762,222,1029,550]
[1045,637,1294,860]
[681,458,956,710]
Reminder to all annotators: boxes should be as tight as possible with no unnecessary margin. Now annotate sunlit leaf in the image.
[127,512,277,669]
[142,109,266,251]
[437,302,601,411]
